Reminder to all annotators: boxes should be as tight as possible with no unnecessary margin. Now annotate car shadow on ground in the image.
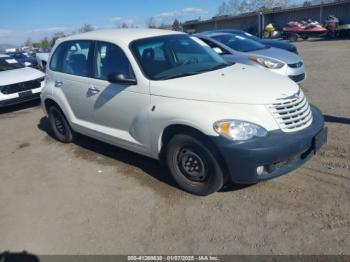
[306,36,350,42]
[37,116,249,194]
[0,251,40,262]
[324,114,350,125]
[0,99,41,114]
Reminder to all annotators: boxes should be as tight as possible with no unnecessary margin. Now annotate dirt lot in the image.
[0,39,349,255]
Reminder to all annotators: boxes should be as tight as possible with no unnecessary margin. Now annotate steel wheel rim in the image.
[176,146,208,182]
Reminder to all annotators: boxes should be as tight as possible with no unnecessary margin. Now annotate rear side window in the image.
[50,43,66,71]
[61,40,92,77]
[93,41,135,80]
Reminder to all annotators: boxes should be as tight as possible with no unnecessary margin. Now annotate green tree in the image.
[40,37,50,49]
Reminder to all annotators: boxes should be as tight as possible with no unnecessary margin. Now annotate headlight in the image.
[249,56,284,69]
[213,120,268,141]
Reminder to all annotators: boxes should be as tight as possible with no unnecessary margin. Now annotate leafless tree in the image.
[147,17,157,28]
[78,24,94,33]
[24,37,33,48]
[217,0,289,15]
[50,31,65,47]
[172,19,182,31]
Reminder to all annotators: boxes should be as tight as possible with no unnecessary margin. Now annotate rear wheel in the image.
[301,34,309,40]
[165,134,225,196]
[48,105,76,143]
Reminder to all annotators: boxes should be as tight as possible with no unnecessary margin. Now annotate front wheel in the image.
[48,105,76,143]
[165,134,225,196]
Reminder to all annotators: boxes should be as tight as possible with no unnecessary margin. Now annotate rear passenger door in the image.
[88,41,150,153]
[53,40,94,123]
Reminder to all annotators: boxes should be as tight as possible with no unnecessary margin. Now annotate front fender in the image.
[149,96,279,159]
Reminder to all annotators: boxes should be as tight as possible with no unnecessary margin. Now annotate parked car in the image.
[42,29,327,195]
[0,54,45,107]
[6,52,39,68]
[35,52,50,71]
[202,29,298,54]
[196,32,306,84]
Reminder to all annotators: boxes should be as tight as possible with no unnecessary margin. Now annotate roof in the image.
[197,32,233,37]
[60,28,184,45]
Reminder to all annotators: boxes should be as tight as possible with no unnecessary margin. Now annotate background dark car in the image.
[202,29,298,54]
[6,52,39,68]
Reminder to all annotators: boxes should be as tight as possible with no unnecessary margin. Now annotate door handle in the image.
[88,86,100,95]
[54,80,63,87]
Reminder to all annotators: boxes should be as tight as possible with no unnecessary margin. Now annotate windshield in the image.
[241,32,260,41]
[0,57,24,71]
[212,34,267,52]
[130,34,229,80]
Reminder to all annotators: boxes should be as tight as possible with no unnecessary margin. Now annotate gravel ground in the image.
[0,39,349,255]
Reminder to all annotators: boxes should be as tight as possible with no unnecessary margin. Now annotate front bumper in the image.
[211,105,327,184]
[0,92,41,107]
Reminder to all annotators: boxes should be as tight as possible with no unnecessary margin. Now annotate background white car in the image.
[0,54,45,107]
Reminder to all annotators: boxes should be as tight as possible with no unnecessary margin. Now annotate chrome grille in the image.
[268,91,313,132]
[0,77,43,95]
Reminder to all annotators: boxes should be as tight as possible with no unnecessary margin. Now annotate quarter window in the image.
[93,41,135,81]
[61,41,92,77]
[49,43,66,71]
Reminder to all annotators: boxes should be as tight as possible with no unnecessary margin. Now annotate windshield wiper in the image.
[157,63,230,80]
[159,72,200,80]
[196,63,229,73]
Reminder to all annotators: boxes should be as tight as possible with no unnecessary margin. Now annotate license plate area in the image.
[313,127,328,152]
[19,90,33,97]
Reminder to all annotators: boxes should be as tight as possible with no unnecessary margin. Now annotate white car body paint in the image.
[41,29,309,160]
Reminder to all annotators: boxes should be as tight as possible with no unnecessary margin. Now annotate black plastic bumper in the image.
[0,93,41,108]
[211,105,327,184]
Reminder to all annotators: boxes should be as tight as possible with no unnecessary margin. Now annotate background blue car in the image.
[202,29,298,54]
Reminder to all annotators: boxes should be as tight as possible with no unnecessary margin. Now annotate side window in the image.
[61,40,92,77]
[93,41,135,81]
[49,43,66,71]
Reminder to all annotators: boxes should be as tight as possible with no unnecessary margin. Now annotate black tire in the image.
[288,33,298,42]
[165,133,225,196]
[48,105,76,143]
[301,34,309,40]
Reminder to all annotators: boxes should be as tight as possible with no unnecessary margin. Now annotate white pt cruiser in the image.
[42,29,327,195]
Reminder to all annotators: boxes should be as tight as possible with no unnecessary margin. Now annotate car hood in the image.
[0,67,45,86]
[150,64,300,105]
[247,47,301,64]
[260,39,295,50]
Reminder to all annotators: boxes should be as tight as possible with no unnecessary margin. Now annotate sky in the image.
[0,0,226,45]
[0,0,304,45]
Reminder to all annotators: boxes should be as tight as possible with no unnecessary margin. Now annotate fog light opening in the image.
[256,166,265,176]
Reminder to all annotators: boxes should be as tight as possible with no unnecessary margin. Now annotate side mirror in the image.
[213,47,223,55]
[108,73,137,85]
